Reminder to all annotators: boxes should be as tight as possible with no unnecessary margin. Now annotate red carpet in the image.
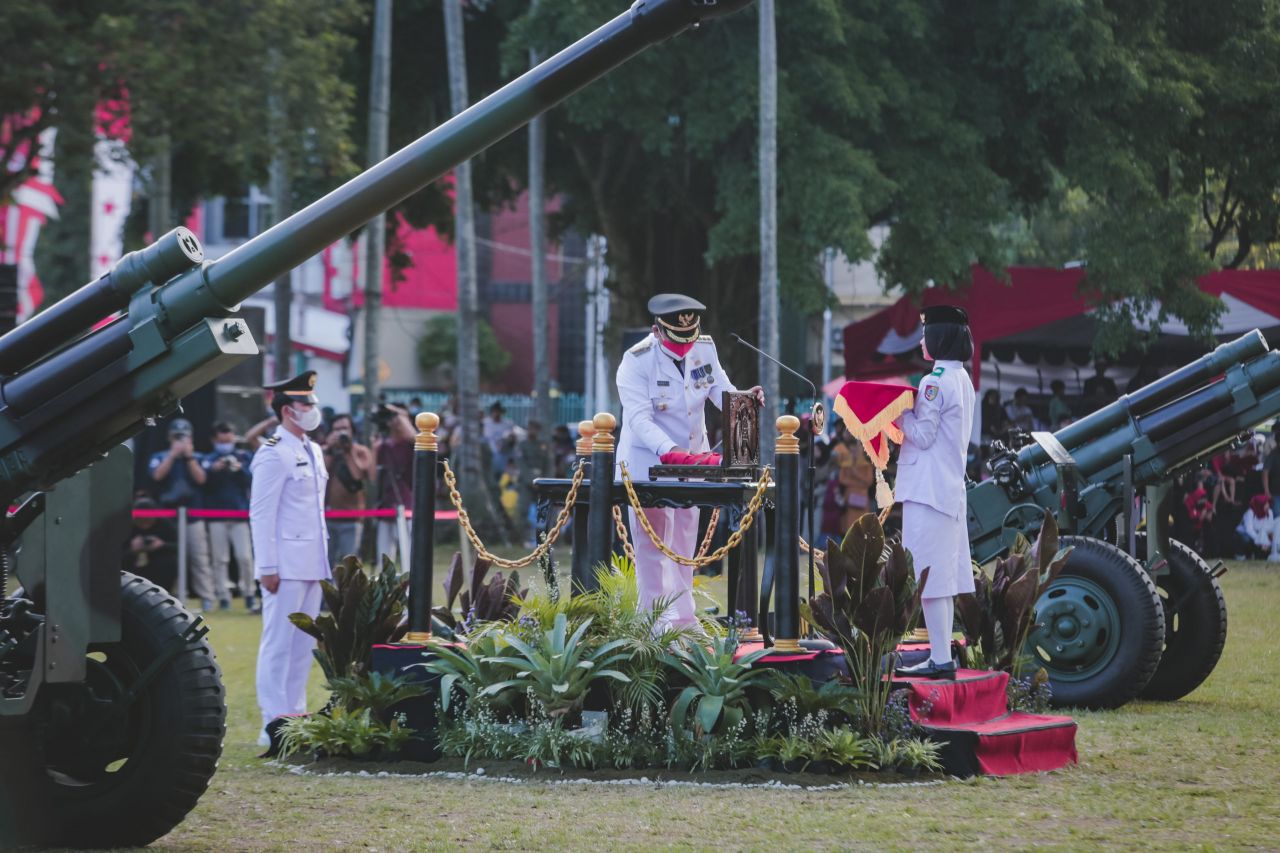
[894,663,1078,777]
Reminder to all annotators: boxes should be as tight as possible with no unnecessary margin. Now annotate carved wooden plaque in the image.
[722,391,760,468]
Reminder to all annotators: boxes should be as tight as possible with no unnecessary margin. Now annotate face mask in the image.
[292,406,323,432]
[661,338,696,359]
[214,442,235,454]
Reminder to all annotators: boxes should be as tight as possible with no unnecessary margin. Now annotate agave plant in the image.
[432,551,526,634]
[800,513,929,735]
[480,613,632,719]
[662,635,771,737]
[956,510,1072,674]
[289,554,408,683]
[418,632,519,714]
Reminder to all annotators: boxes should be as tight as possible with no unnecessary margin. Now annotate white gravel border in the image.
[271,762,953,790]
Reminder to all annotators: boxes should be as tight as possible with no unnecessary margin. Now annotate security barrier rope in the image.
[441,458,586,569]
[611,505,721,565]
[617,462,771,568]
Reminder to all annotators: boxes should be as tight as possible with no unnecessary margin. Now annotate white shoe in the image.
[257,728,271,748]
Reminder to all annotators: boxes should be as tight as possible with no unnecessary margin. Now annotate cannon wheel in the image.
[1028,536,1165,709]
[1132,534,1227,701]
[28,573,225,847]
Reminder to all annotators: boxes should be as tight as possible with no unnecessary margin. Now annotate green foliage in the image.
[277,707,415,761]
[481,613,631,719]
[324,670,426,716]
[417,315,512,386]
[815,728,878,771]
[289,554,408,684]
[662,635,771,737]
[762,671,861,726]
[956,511,1071,675]
[801,514,928,735]
[420,632,519,715]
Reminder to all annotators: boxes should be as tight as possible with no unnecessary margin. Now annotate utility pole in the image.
[529,0,553,434]
[758,0,779,460]
[822,247,834,399]
[362,0,392,439]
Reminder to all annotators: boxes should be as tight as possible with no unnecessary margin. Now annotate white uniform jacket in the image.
[896,359,976,520]
[615,333,737,480]
[249,427,332,581]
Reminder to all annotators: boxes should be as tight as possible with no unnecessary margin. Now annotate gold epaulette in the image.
[698,334,713,342]
[628,338,653,356]
[264,435,281,446]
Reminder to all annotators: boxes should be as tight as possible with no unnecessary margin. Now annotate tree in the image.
[416,315,511,385]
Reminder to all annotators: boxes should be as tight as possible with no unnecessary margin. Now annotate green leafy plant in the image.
[432,552,525,633]
[419,632,519,714]
[482,613,631,720]
[816,728,877,770]
[763,670,861,725]
[956,511,1072,674]
[324,670,426,716]
[662,635,771,737]
[895,737,945,773]
[289,555,408,683]
[801,514,930,735]
[277,707,415,760]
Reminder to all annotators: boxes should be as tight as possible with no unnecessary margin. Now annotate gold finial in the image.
[576,419,596,456]
[772,638,802,653]
[415,412,440,452]
[591,412,617,453]
[776,415,801,455]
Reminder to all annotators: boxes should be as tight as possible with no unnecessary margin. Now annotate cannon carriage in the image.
[968,331,1279,708]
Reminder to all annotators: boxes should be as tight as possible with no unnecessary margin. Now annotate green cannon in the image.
[967,330,1280,708]
[0,1,755,846]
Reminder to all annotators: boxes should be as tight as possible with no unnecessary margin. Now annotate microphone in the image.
[731,333,819,409]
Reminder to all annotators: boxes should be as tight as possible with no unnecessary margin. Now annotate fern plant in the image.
[277,706,415,760]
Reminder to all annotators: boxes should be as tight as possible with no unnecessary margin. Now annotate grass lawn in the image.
[152,557,1279,851]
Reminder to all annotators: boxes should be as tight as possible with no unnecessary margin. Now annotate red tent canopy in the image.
[843,266,1280,383]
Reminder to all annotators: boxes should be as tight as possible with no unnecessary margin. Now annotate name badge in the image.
[657,380,670,386]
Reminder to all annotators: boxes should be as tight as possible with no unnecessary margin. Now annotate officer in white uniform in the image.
[894,305,976,679]
[250,370,331,742]
[615,294,763,629]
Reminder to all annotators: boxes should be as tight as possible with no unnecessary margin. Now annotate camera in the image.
[337,432,352,450]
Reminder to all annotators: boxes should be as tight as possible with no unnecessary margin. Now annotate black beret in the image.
[264,370,319,403]
[921,305,969,326]
[648,293,706,316]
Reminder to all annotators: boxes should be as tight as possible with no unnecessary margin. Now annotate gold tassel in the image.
[875,468,894,510]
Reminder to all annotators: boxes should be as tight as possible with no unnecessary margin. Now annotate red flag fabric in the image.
[832,381,915,468]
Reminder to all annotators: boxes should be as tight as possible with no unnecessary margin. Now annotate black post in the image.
[583,412,616,593]
[404,412,438,642]
[571,419,595,594]
[771,415,801,652]
[734,499,762,641]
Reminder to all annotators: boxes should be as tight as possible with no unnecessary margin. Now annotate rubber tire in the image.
[36,572,226,848]
[1037,537,1165,710]
[1132,534,1228,701]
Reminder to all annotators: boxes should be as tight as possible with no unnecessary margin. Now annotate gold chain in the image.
[617,462,771,568]
[441,459,586,569]
[611,506,637,563]
[612,505,721,563]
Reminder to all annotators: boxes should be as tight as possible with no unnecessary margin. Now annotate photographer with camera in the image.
[149,418,217,611]
[374,402,416,565]
[122,496,179,593]
[202,421,256,611]
[323,413,375,567]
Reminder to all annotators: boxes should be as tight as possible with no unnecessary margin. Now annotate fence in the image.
[373,391,587,430]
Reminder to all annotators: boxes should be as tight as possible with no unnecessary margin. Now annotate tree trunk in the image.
[445,0,506,541]
[758,0,780,461]
[362,0,392,441]
[270,151,293,380]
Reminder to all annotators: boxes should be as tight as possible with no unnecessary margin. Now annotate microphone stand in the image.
[730,334,820,630]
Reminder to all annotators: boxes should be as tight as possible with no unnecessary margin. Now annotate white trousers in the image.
[207,521,253,597]
[630,506,699,629]
[256,579,322,726]
[902,500,975,599]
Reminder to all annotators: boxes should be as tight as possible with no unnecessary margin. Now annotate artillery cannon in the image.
[0,1,755,846]
[967,331,1280,708]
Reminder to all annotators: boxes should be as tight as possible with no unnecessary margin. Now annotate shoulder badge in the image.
[698,334,713,342]
[931,366,945,377]
[264,435,281,446]
[924,385,939,402]
[628,338,653,356]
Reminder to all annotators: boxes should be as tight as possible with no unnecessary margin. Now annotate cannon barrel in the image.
[0,228,202,376]
[0,0,756,500]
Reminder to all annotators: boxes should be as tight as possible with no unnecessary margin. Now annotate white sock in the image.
[922,596,954,665]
